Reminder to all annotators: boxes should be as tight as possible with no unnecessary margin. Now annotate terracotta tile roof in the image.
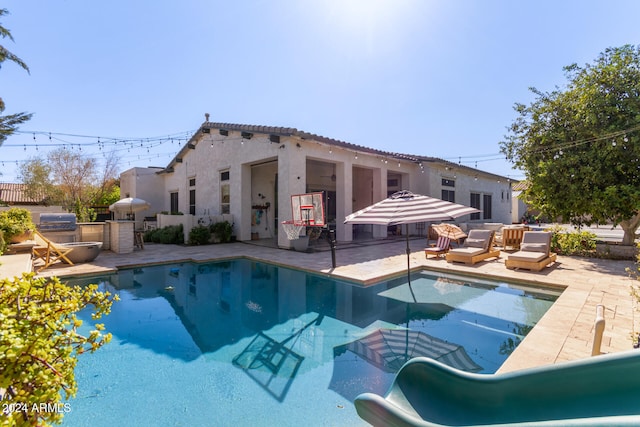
[0,183,46,205]
[512,181,528,191]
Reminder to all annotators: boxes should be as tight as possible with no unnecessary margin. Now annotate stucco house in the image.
[121,118,514,247]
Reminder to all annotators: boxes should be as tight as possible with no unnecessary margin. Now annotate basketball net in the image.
[281,221,305,240]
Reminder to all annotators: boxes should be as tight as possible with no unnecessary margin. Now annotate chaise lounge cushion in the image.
[448,247,486,257]
[520,243,547,253]
[465,238,485,248]
[507,250,547,263]
[519,232,551,255]
[463,229,493,250]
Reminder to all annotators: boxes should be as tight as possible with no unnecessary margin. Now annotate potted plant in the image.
[0,208,36,243]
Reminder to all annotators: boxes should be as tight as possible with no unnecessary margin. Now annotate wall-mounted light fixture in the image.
[296,143,301,149]
[279,144,285,149]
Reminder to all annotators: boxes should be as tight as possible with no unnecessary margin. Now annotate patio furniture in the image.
[446,229,500,265]
[32,229,74,272]
[501,226,529,250]
[505,231,556,272]
[431,223,467,245]
[424,236,451,259]
[354,349,640,427]
[134,230,145,250]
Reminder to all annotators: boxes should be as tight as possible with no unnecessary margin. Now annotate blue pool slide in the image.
[354,349,640,426]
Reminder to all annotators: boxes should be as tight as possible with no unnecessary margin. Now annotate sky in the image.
[2,0,640,183]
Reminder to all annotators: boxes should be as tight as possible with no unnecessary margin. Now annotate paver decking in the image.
[2,238,637,373]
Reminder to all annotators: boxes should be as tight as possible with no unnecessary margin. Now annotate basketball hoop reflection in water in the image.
[232,314,324,402]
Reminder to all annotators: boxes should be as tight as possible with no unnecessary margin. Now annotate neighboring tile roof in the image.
[161,120,515,181]
[0,183,46,205]
[512,181,528,191]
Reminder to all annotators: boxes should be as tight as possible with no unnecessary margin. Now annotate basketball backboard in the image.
[291,192,326,227]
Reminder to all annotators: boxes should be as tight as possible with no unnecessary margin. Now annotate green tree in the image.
[501,45,640,245]
[17,158,59,205]
[20,148,121,221]
[0,273,118,426]
[0,8,31,146]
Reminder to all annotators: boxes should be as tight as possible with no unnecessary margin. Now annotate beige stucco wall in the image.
[424,163,512,225]
[512,191,528,223]
[119,167,164,229]
[125,127,512,244]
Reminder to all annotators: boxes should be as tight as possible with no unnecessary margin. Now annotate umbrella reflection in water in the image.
[334,328,481,374]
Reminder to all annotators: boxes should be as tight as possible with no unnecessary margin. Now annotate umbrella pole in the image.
[405,303,411,364]
[405,224,416,303]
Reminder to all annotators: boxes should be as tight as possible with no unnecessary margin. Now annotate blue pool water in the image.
[62,258,560,426]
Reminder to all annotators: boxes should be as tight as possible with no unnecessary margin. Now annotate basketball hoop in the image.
[282,221,305,240]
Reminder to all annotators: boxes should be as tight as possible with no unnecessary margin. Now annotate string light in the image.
[2,129,195,179]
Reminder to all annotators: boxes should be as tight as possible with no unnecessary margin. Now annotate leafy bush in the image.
[143,224,184,244]
[0,230,6,255]
[188,225,211,245]
[210,221,232,243]
[546,224,596,255]
[0,207,36,242]
[626,243,640,347]
[0,273,117,426]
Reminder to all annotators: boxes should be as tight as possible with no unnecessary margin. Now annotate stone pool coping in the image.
[2,238,637,373]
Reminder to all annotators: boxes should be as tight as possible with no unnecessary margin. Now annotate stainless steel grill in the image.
[38,213,77,232]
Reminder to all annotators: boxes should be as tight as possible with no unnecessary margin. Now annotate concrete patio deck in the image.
[1,237,637,373]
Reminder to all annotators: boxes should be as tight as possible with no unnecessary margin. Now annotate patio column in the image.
[372,167,387,239]
[335,161,352,242]
[237,163,252,242]
[277,150,307,248]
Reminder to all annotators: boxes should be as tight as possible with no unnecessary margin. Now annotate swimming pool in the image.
[62,258,560,426]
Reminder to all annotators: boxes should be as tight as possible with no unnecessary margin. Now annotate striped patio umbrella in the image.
[431,223,468,244]
[345,190,479,226]
[344,191,479,296]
